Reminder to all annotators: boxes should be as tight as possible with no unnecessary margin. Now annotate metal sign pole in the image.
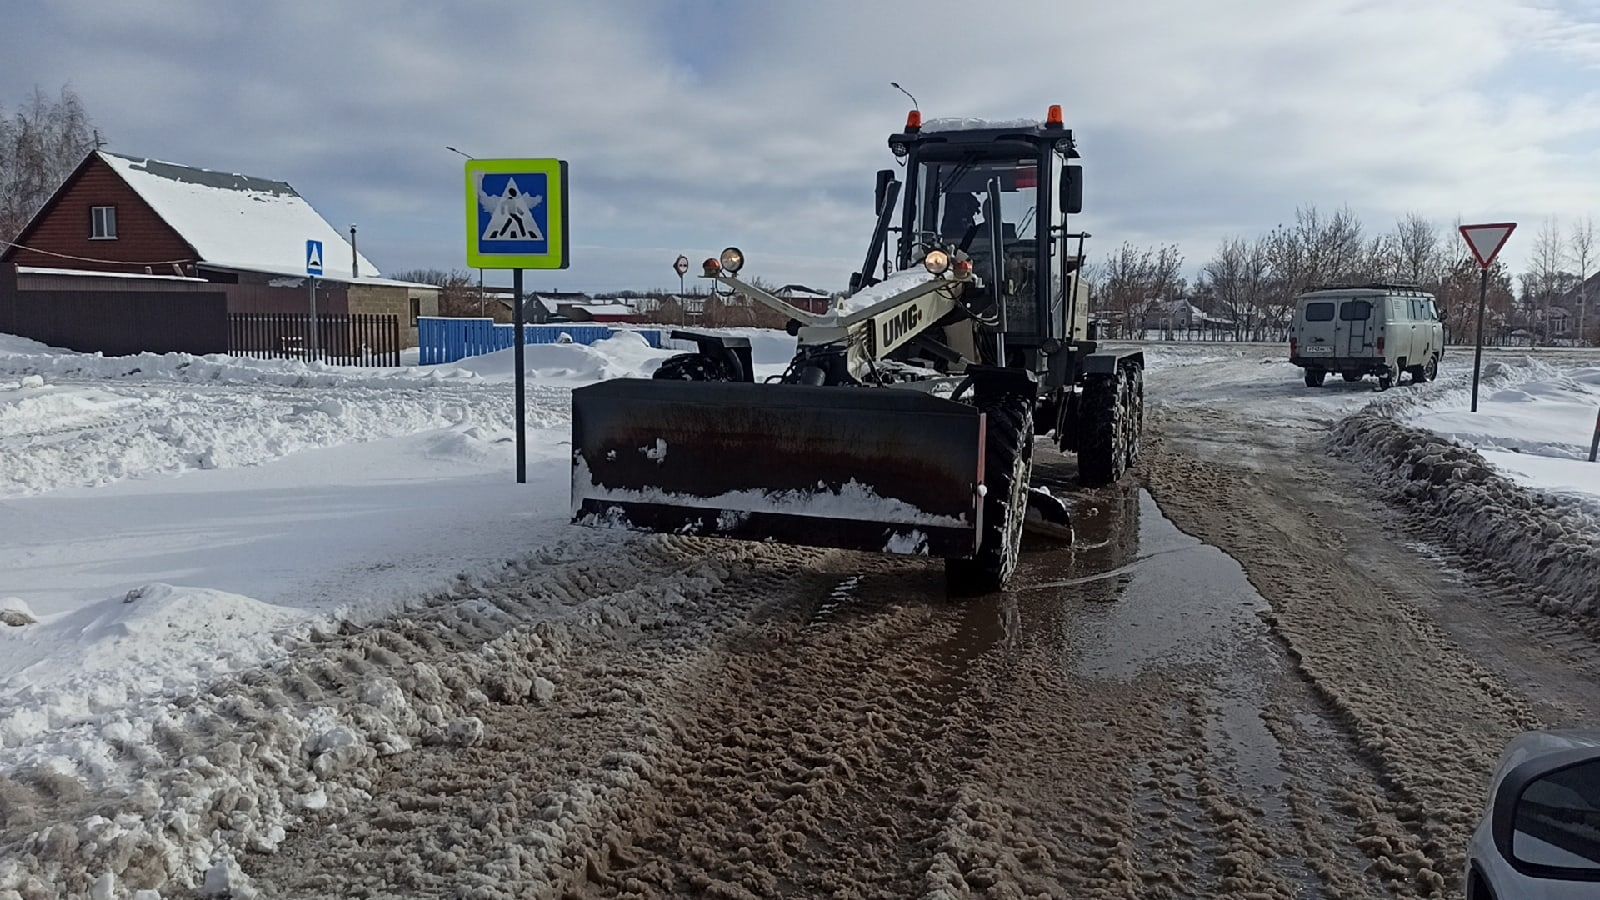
[1471,266,1488,413]
[1589,406,1599,463]
[308,276,318,360]
[513,267,527,484]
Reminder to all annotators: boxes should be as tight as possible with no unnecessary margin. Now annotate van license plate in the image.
[1302,346,1333,356]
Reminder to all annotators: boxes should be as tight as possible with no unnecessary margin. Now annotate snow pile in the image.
[0,536,740,897]
[0,585,316,777]
[452,331,672,383]
[0,344,484,390]
[0,333,59,357]
[1402,364,1600,513]
[1332,361,1600,625]
[575,459,967,528]
[0,376,530,497]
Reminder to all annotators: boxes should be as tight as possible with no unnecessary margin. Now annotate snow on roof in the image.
[921,117,1043,133]
[567,303,638,316]
[99,151,380,281]
[17,266,207,283]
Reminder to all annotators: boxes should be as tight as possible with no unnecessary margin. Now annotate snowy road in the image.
[6,339,1600,898]
[243,348,1600,898]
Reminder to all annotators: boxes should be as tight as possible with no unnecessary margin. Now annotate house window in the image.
[409,297,421,326]
[90,206,118,240]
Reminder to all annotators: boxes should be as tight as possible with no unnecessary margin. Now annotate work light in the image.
[720,247,745,274]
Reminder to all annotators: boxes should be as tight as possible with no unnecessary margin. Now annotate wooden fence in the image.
[228,313,401,367]
[0,284,229,356]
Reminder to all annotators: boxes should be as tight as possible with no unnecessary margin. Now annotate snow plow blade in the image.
[571,380,983,557]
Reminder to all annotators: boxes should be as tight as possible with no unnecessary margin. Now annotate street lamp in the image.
[446,146,484,308]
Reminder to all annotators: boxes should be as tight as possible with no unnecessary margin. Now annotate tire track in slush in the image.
[239,402,1555,899]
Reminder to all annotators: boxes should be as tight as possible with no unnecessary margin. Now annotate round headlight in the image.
[923,249,950,275]
[720,247,745,274]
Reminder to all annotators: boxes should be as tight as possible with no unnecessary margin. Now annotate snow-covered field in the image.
[1404,361,1600,513]
[0,330,798,788]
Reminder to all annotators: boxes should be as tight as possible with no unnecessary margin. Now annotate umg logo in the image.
[880,303,924,349]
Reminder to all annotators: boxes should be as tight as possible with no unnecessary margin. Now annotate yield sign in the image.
[1459,222,1516,269]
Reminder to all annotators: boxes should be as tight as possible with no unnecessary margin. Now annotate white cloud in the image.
[3,0,1598,287]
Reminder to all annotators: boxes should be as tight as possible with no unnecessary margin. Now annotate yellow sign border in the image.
[465,158,568,270]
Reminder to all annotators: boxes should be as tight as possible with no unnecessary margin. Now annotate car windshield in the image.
[919,157,1038,245]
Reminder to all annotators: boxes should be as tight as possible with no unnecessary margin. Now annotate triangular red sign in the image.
[1459,222,1516,269]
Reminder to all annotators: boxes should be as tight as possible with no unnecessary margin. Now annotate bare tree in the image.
[1097,243,1184,338]
[1568,216,1595,346]
[1203,236,1270,339]
[1386,213,1443,286]
[0,85,97,243]
[390,268,492,319]
[1525,217,1566,345]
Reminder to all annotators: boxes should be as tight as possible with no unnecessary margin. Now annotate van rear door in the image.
[1341,298,1374,357]
[1300,299,1337,360]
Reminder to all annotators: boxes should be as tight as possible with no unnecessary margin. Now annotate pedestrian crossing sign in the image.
[465,158,569,269]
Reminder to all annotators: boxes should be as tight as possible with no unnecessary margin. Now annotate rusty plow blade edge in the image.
[571,379,983,557]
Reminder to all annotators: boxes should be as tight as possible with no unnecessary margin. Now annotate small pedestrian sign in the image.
[305,240,324,276]
[465,158,569,270]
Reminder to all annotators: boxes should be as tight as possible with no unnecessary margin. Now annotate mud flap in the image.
[571,380,983,557]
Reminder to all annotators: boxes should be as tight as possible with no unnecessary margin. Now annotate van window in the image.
[1340,300,1372,321]
[1304,302,1335,322]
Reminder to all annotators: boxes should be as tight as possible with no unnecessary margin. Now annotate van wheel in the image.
[1341,372,1362,383]
[1304,369,1326,388]
[1422,355,1438,382]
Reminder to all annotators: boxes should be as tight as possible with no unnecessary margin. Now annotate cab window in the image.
[1304,302,1335,322]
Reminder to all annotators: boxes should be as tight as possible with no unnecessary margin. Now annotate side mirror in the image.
[1061,165,1083,215]
[1494,753,1600,878]
[875,170,896,216]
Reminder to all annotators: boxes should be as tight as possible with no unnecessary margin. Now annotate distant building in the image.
[556,299,639,323]
[775,283,831,314]
[0,150,439,346]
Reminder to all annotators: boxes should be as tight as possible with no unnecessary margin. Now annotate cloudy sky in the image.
[5,0,1600,291]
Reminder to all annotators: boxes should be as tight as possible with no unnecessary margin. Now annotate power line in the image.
[0,236,193,267]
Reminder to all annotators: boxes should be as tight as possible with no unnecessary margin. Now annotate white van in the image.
[1290,285,1444,390]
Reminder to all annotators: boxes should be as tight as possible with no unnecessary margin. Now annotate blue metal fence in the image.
[417,318,664,365]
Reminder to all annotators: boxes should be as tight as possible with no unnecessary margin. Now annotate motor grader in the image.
[571,106,1144,593]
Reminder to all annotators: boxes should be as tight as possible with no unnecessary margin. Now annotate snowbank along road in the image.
[4,336,1600,898]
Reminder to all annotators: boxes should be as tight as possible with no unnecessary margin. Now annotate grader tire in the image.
[1078,370,1126,487]
[946,395,1034,595]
